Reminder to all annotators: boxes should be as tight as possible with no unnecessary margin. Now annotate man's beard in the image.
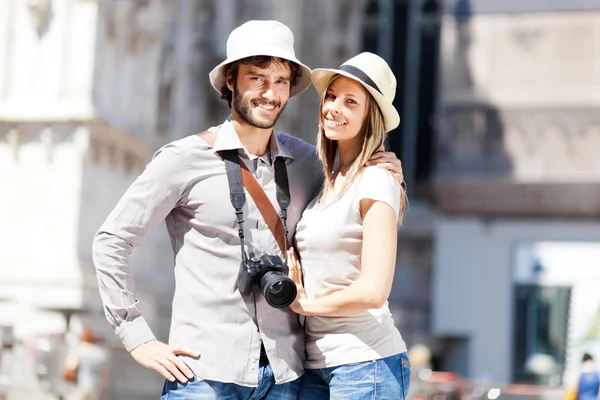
[232,88,286,129]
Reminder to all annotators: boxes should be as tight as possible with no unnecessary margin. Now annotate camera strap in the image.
[196,131,291,256]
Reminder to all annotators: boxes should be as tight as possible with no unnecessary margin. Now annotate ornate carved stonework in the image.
[431,178,600,218]
[436,106,600,179]
[6,129,20,161]
[87,121,149,173]
[0,120,149,173]
[431,106,600,217]
[26,0,52,36]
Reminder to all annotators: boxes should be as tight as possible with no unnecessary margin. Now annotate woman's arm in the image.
[289,198,398,317]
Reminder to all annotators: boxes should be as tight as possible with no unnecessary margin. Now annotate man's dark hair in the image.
[583,353,594,363]
[219,56,302,108]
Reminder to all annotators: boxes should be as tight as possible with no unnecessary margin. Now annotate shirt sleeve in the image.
[92,144,190,352]
[355,167,402,220]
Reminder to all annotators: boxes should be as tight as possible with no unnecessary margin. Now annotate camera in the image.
[237,254,297,308]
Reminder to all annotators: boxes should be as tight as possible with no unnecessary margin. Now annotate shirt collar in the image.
[212,117,245,153]
[212,116,295,162]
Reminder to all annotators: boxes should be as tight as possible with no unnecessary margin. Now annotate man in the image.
[92,20,402,399]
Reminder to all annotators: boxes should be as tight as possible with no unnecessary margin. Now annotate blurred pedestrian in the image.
[92,19,403,400]
[63,330,108,400]
[288,52,410,399]
[0,342,13,400]
[0,326,14,400]
[568,353,600,400]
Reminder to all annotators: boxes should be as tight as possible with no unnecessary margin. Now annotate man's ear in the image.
[225,75,234,92]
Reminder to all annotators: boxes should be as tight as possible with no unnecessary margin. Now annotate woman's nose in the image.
[330,99,342,114]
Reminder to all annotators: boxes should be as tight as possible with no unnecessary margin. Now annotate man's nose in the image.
[261,82,276,99]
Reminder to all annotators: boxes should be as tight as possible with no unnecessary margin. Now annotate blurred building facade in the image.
[2,0,600,398]
[427,0,600,388]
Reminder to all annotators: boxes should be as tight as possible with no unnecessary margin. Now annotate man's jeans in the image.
[160,364,300,400]
[298,352,411,400]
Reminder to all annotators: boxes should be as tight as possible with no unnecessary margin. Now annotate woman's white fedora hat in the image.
[209,20,312,97]
[311,52,400,132]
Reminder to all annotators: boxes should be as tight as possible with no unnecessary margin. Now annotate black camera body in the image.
[237,254,297,308]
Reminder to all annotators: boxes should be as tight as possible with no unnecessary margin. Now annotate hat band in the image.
[338,65,382,95]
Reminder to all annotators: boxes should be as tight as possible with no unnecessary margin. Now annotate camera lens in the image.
[270,281,285,295]
[260,272,297,308]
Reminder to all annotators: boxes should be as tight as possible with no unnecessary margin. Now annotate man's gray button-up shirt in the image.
[92,118,323,385]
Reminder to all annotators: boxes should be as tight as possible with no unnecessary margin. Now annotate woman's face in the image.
[321,76,369,144]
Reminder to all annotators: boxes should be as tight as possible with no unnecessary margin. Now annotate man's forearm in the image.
[93,231,155,351]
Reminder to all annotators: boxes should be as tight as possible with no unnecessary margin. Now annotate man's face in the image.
[228,60,292,129]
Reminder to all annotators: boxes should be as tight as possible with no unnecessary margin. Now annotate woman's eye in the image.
[325,93,335,100]
[347,99,357,104]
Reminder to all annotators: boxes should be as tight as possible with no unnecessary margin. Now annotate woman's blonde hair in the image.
[316,74,407,224]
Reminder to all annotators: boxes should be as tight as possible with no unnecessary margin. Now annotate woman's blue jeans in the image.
[298,352,411,400]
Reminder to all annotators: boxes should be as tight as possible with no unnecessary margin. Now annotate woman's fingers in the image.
[287,248,303,285]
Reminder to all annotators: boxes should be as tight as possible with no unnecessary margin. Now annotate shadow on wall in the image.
[435,0,512,179]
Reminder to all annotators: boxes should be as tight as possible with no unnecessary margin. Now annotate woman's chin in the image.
[323,129,344,141]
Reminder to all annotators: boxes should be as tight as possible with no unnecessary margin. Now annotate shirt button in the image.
[250,357,256,363]
[251,365,256,370]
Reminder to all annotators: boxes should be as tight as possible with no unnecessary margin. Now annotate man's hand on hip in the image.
[130,339,200,383]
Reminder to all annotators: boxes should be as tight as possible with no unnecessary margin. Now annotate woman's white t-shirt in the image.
[295,166,407,369]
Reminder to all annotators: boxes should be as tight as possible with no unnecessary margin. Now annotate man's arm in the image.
[92,143,198,383]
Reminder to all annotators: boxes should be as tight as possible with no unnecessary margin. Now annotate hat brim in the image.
[209,44,312,98]
[311,68,400,132]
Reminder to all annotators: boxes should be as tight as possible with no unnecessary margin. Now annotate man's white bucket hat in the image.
[209,20,312,97]
[311,52,400,132]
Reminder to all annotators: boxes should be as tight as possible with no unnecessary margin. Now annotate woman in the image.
[288,52,410,399]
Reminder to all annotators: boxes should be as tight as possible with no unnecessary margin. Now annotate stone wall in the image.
[433,12,600,216]
[440,12,600,107]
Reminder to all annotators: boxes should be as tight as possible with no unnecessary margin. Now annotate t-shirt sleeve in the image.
[356,167,402,219]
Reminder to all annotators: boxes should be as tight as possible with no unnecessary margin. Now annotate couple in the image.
[92,20,409,399]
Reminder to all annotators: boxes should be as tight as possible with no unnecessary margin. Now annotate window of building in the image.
[513,284,570,386]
